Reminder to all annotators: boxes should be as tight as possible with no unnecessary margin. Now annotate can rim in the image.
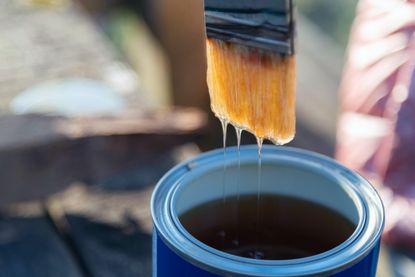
[151,146,385,277]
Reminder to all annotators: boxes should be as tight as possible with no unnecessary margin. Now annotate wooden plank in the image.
[0,108,206,150]
[48,185,153,277]
[0,203,83,277]
[0,109,206,205]
[44,144,200,277]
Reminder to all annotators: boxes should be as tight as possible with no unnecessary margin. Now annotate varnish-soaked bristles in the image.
[206,38,296,145]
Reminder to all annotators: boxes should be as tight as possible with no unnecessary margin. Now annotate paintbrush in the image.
[204,0,296,145]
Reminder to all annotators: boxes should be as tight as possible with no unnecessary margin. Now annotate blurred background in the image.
[0,0,414,276]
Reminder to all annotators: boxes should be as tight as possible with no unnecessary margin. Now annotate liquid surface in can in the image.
[179,194,356,260]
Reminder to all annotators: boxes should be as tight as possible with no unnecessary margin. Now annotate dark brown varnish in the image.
[179,194,356,260]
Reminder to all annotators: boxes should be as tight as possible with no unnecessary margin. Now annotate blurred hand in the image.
[336,0,415,249]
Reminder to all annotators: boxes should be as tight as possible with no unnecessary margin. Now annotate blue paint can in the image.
[151,146,384,276]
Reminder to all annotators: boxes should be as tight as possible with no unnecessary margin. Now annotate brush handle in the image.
[204,0,295,54]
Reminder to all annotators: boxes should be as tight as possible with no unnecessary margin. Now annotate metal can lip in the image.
[151,146,385,277]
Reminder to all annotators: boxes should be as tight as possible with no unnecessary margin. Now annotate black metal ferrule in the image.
[205,0,295,55]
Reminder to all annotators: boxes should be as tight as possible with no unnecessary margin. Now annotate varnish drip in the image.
[206,38,296,145]
[252,137,264,260]
[256,137,263,205]
[220,117,229,203]
[233,126,243,247]
[235,126,243,203]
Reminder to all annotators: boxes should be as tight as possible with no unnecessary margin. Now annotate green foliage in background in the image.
[297,0,358,48]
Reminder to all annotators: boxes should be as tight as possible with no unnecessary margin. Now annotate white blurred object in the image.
[103,62,140,96]
[10,79,125,117]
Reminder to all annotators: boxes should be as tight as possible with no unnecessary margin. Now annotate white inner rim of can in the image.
[174,158,360,226]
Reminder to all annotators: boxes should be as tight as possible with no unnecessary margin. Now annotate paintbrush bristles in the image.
[206,38,296,145]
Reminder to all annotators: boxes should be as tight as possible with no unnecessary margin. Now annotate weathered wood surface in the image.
[43,144,199,277]
[48,185,154,277]
[0,109,206,205]
[0,203,83,277]
[0,143,199,277]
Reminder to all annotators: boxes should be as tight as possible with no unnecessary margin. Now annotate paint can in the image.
[151,146,384,276]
